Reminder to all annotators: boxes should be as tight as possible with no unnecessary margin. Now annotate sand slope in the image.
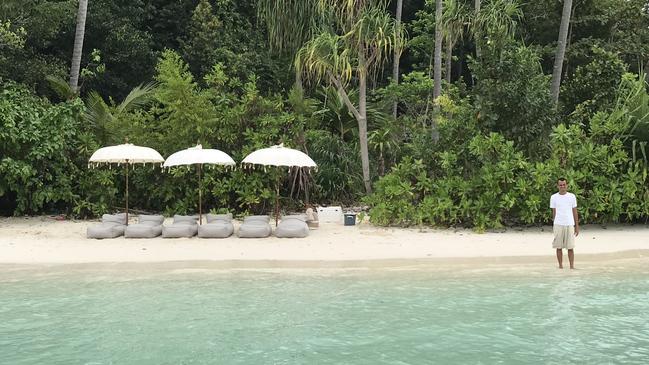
[1,217,647,266]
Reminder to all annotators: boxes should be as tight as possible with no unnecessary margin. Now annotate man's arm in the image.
[552,208,556,221]
[572,207,579,236]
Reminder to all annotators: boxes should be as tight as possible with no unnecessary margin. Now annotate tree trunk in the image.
[327,70,372,194]
[432,0,443,141]
[474,0,481,59]
[563,2,576,80]
[445,37,454,84]
[550,0,573,105]
[433,0,443,100]
[391,0,403,120]
[358,56,372,194]
[69,0,88,93]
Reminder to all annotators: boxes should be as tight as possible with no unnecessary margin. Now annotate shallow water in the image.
[1,264,649,364]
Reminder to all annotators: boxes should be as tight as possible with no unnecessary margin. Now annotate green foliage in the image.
[1,0,648,228]
[562,46,627,125]
[471,45,557,154]
[0,20,26,49]
[367,119,649,230]
[0,81,116,216]
[306,130,363,204]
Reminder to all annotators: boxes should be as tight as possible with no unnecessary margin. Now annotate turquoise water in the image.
[1,264,649,364]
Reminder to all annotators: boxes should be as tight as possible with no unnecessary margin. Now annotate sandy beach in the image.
[0,216,647,267]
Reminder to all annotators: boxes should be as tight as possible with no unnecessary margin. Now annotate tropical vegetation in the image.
[1,0,648,229]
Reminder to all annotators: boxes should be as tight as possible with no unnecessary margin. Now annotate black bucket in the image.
[344,213,356,226]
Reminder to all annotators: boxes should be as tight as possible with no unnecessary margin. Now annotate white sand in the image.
[0,216,647,266]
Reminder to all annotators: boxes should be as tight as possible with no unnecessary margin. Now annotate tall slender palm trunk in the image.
[358,54,372,194]
[445,38,454,84]
[432,0,443,141]
[69,0,88,93]
[433,0,443,100]
[474,0,481,58]
[391,0,403,120]
[550,0,573,105]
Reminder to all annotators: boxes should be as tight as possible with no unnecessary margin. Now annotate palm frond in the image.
[115,82,157,115]
[83,91,113,144]
[45,75,76,99]
[257,0,322,53]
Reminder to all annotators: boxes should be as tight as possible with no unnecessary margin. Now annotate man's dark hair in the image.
[558,177,567,182]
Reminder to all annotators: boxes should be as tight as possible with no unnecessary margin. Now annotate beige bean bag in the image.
[162,215,199,238]
[124,215,164,238]
[238,215,272,238]
[275,215,309,238]
[87,213,127,239]
[198,213,234,238]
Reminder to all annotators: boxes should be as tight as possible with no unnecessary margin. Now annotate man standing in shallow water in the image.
[550,178,579,269]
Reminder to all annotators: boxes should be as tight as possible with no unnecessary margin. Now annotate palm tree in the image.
[474,0,481,58]
[391,0,404,120]
[550,0,574,105]
[296,1,404,194]
[257,0,321,89]
[84,83,157,145]
[471,0,522,56]
[69,0,88,93]
[433,0,443,101]
[441,0,469,83]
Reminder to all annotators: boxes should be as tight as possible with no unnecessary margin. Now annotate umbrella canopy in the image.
[89,143,164,225]
[164,144,235,167]
[241,144,316,168]
[163,145,235,224]
[241,144,317,225]
[89,143,164,164]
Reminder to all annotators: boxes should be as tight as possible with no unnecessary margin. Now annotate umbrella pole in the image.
[125,162,129,226]
[275,177,280,227]
[198,164,202,225]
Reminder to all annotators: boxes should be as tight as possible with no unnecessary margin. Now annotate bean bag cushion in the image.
[206,213,233,223]
[198,213,234,238]
[243,215,270,223]
[238,216,272,238]
[275,217,309,238]
[87,213,127,239]
[125,215,164,238]
[162,215,199,238]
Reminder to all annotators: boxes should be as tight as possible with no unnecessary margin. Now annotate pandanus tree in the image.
[295,0,405,194]
[471,0,522,58]
[440,0,470,83]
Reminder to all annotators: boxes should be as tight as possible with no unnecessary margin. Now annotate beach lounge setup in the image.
[163,145,235,224]
[124,214,165,238]
[87,213,127,239]
[238,215,272,238]
[162,215,199,238]
[241,143,317,227]
[88,142,165,225]
[198,213,234,238]
[275,214,309,238]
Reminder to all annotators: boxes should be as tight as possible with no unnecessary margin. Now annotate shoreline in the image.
[1,217,648,267]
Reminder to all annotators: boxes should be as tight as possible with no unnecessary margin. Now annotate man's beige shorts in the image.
[553,225,575,249]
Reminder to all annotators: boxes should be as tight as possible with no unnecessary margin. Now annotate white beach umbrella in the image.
[89,143,164,225]
[241,144,317,169]
[241,144,317,225]
[163,145,235,224]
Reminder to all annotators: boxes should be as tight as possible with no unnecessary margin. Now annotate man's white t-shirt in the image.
[550,192,577,226]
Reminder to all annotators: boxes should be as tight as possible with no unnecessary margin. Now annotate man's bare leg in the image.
[568,249,574,269]
[556,248,563,269]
